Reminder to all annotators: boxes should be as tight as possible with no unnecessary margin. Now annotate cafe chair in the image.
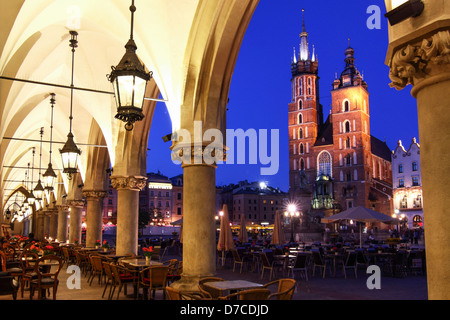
[29,255,63,300]
[139,265,169,300]
[0,271,18,300]
[263,278,296,300]
[287,253,309,281]
[88,255,107,285]
[19,251,40,298]
[356,250,369,270]
[102,261,115,299]
[74,250,89,275]
[231,249,248,273]
[312,251,329,278]
[61,247,76,267]
[166,286,210,300]
[260,252,277,280]
[218,288,271,300]
[109,262,138,300]
[165,259,182,285]
[198,276,225,299]
[342,251,357,279]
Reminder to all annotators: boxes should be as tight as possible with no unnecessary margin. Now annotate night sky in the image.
[147,0,419,192]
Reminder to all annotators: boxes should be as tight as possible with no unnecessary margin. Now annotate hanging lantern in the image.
[60,31,82,178]
[43,93,57,190]
[108,0,152,131]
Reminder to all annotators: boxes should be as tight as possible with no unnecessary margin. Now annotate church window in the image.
[299,128,303,139]
[346,154,352,166]
[343,99,350,112]
[298,113,303,124]
[300,158,305,171]
[346,172,352,181]
[346,136,351,149]
[298,99,303,110]
[344,120,351,133]
[308,87,311,95]
[317,151,332,177]
[300,143,304,154]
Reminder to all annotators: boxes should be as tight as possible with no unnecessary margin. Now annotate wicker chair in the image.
[231,249,248,273]
[88,255,106,285]
[18,251,40,298]
[342,251,358,279]
[102,261,115,299]
[139,266,169,300]
[198,276,225,299]
[166,286,210,300]
[109,262,138,300]
[263,278,296,300]
[219,288,271,300]
[29,255,63,300]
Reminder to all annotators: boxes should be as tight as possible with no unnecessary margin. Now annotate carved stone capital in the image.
[171,142,227,167]
[82,190,108,199]
[66,200,85,208]
[110,176,147,191]
[388,30,450,92]
[56,205,69,212]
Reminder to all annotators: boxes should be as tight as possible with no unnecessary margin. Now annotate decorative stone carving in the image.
[171,142,227,166]
[66,200,85,208]
[389,30,450,90]
[82,190,108,199]
[110,176,147,191]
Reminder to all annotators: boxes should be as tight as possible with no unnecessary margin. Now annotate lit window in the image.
[398,164,403,173]
[412,162,418,171]
[398,179,404,187]
[317,151,332,176]
[412,177,419,186]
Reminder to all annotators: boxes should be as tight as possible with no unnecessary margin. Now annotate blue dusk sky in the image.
[146,0,419,192]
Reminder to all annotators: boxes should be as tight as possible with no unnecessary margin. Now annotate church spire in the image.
[299,9,309,61]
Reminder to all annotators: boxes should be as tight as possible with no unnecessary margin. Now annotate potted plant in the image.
[143,246,153,263]
[95,240,101,249]
[102,240,109,252]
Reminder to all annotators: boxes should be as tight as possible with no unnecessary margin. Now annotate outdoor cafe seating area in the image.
[0,233,426,301]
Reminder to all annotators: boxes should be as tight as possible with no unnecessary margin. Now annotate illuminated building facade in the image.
[288,13,393,217]
[392,138,424,229]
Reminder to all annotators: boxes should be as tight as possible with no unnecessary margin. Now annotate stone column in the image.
[171,144,221,291]
[57,205,69,243]
[83,190,107,248]
[111,176,147,255]
[387,30,450,299]
[35,211,45,240]
[49,209,58,240]
[67,200,84,244]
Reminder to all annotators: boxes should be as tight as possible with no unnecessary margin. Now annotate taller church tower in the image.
[288,10,323,207]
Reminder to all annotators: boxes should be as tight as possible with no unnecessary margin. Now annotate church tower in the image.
[288,10,323,206]
[330,43,372,210]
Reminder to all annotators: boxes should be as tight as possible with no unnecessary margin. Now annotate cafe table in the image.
[117,258,164,299]
[273,254,296,276]
[203,280,263,297]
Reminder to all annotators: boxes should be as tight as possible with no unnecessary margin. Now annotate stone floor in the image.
[0,250,428,301]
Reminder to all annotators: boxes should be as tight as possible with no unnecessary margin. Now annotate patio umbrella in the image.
[171,218,183,243]
[239,214,248,243]
[321,206,398,247]
[271,210,284,245]
[217,204,235,265]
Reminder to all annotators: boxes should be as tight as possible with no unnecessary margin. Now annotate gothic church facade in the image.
[288,13,393,217]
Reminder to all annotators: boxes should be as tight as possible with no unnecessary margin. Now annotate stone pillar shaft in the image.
[57,206,69,243]
[49,211,58,239]
[111,176,147,255]
[68,201,84,244]
[83,191,107,248]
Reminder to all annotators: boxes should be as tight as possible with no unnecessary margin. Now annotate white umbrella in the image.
[217,204,235,265]
[322,206,398,247]
[271,210,285,245]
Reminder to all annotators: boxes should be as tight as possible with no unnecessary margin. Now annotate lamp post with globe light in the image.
[284,204,300,243]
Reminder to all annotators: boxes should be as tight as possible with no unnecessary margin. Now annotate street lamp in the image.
[284,204,300,243]
[108,0,152,131]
